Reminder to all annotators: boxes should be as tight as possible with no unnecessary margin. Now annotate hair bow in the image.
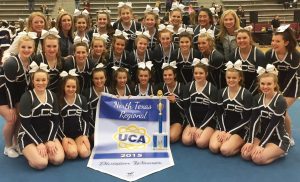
[138,61,153,70]
[97,9,111,14]
[73,9,89,16]
[276,24,290,32]
[93,33,109,42]
[29,61,49,73]
[178,27,194,35]
[74,36,89,45]
[40,28,60,39]
[112,66,129,72]
[171,2,185,11]
[17,31,38,39]
[60,69,79,77]
[96,63,105,68]
[118,2,132,8]
[199,28,214,38]
[145,5,159,15]
[225,60,243,71]
[161,61,177,69]
[136,31,151,39]
[257,64,278,76]
[158,24,174,33]
[192,58,209,66]
[113,29,129,39]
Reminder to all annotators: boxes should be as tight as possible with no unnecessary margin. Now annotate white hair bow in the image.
[40,28,60,39]
[74,9,89,16]
[97,9,111,14]
[276,24,290,33]
[199,28,214,38]
[96,63,105,68]
[178,27,194,35]
[113,29,129,39]
[145,5,159,15]
[74,36,89,45]
[138,61,153,70]
[257,64,278,76]
[93,33,109,42]
[29,61,49,73]
[17,31,38,39]
[112,66,129,71]
[136,31,151,39]
[162,61,177,69]
[171,2,185,11]
[158,24,174,33]
[118,2,132,8]
[225,60,243,71]
[192,58,209,66]
[60,69,79,77]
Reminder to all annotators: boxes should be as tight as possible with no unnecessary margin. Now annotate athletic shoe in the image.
[4,147,19,158]
[13,145,23,155]
[290,138,295,147]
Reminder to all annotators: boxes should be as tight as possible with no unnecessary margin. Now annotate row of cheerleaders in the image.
[0,2,299,169]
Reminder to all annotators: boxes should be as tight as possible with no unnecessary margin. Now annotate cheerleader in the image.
[209,61,252,156]
[87,9,114,49]
[18,68,64,169]
[228,27,267,95]
[152,25,177,83]
[215,10,240,62]
[241,65,290,165]
[129,31,152,83]
[57,71,91,159]
[197,32,225,89]
[170,30,202,84]
[82,64,109,137]
[35,28,64,93]
[182,59,218,148]
[2,33,37,157]
[193,8,219,48]
[155,61,184,143]
[134,61,154,96]
[26,12,48,54]
[143,5,160,50]
[89,33,109,65]
[106,31,131,84]
[73,9,91,44]
[56,11,74,58]
[110,67,135,96]
[265,25,300,145]
[169,2,186,45]
[64,40,94,93]
[113,2,142,52]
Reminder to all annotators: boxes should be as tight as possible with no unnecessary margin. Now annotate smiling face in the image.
[138,69,150,85]
[194,66,207,83]
[32,71,48,92]
[18,39,35,60]
[64,78,77,97]
[159,31,172,48]
[116,71,128,88]
[226,69,242,88]
[198,11,211,28]
[92,39,105,57]
[163,68,176,85]
[113,38,126,55]
[74,45,88,64]
[223,13,235,31]
[259,75,277,96]
[97,13,109,28]
[136,37,148,53]
[197,36,211,53]
[236,31,251,49]
[271,34,288,53]
[119,7,132,24]
[43,37,59,58]
[75,17,87,33]
[93,70,107,89]
[144,14,156,29]
[61,15,72,32]
[31,16,45,34]
[170,10,182,27]
[179,36,191,52]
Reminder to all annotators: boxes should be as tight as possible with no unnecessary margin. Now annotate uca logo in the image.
[113,124,151,149]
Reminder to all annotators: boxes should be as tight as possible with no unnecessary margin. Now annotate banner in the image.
[88,93,174,181]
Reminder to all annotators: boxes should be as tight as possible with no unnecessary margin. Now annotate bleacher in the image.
[0,0,57,22]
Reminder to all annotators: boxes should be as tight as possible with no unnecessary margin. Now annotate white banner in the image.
[88,93,174,181]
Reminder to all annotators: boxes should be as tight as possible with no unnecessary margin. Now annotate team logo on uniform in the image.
[113,124,151,150]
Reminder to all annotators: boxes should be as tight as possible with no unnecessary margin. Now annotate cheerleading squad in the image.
[0,2,299,169]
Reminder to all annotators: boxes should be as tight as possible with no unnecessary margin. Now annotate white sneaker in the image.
[290,138,295,147]
[13,145,23,155]
[4,147,19,158]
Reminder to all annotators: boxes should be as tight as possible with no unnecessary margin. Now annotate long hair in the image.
[42,34,62,68]
[273,27,297,53]
[56,12,74,39]
[58,75,80,106]
[217,10,240,41]
[26,12,48,32]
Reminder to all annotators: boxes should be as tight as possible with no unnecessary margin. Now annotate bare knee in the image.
[49,153,65,166]
[220,145,234,157]
[28,158,48,170]
[170,131,181,143]
[196,138,209,149]
[209,143,220,154]
[65,148,78,159]
[181,136,193,146]
[252,156,269,165]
